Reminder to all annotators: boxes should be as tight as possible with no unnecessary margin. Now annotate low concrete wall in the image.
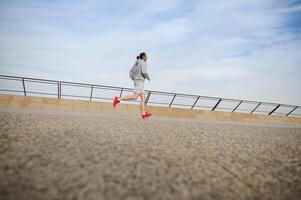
[1,94,300,126]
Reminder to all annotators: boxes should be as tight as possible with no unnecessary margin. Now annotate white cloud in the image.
[275,3,301,13]
[0,0,300,106]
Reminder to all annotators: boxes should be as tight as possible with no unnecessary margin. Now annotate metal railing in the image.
[0,74,300,117]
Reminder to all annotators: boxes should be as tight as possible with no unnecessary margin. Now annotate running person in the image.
[113,52,152,119]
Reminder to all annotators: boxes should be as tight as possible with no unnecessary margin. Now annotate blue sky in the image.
[0,0,301,105]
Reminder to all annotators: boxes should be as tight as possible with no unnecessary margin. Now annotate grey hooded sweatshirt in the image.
[129,59,151,81]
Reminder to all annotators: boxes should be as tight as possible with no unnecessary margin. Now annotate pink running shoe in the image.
[142,112,152,119]
[113,96,120,107]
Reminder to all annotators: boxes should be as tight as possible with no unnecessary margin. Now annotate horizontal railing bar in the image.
[61,81,126,90]
[62,95,142,103]
[253,109,282,113]
[61,94,91,99]
[214,106,242,110]
[0,77,22,81]
[147,90,208,98]
[190,96,219,100]
[272,112,296,116]
[186,95,219,100]
[61,82,126,91]
[169,94,198,98]
[62,85,125,92]
[171,103,193,107]
[21,77,58,83]
[285,113,300,117]
[235,108,260,112]
[238,100,260,104]
[94,97,141,104]
[146,91,175,96]
[61,82,92,88]
[0,89,23,93]
[146,101,172,106]
[26,91,58,96]
[0,74,25,79]
[147,101,171,105]
[252,111,270,113]
[149,90,225,100]
[63,81,94,87]
[190,105,214,109]
[215,107,236,111]
[61,84,93,89]
[60,81,92,87]
[256,102,280,106]
[0,75,57,84]
[93,97,115,101]
[24,79,58,85]
[0,91,58,97]
[218,98,241,103]
[24,78,58,83]
[108,88,135,93]
[91,85,129,91]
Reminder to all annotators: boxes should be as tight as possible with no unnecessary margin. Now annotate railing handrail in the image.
[0,74,299,117]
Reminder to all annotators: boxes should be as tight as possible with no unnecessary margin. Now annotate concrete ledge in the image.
[0,94,300,126]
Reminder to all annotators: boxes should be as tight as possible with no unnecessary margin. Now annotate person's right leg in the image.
[139,93,152,118]
[139,93,146,115]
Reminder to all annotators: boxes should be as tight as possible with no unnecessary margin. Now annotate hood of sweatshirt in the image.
[136,59,146,65]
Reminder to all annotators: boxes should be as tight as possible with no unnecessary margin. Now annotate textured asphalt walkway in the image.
[0,109,300,200]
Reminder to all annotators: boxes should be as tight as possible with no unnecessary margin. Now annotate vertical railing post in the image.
[232,100,242,112]
[119,88,123,97]
[90,85,94,101]
[59,81,62,99]
[169,94,177,108]
[212,98,222,111]
[251,102,261,114]
[145,91,151,105]
[286,106,298,117]
[57,81,60,99]
[268,104,280,115]
[191,96,200,109]
[22,78,26,96]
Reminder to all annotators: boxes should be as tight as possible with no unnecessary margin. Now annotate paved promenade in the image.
[0,109,300,200]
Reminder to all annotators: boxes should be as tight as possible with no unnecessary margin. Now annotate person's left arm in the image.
[141,62,151,81]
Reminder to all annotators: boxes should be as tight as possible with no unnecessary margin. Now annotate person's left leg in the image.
[119,93,139,101]
[113,93,139,107]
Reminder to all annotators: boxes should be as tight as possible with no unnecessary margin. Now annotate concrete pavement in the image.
[0,108,300,200]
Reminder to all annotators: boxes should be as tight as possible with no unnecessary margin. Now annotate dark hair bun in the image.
[136,56,139,59]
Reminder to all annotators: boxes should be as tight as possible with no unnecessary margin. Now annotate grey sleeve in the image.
[129,67,134,80]
[141,63,151,81]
